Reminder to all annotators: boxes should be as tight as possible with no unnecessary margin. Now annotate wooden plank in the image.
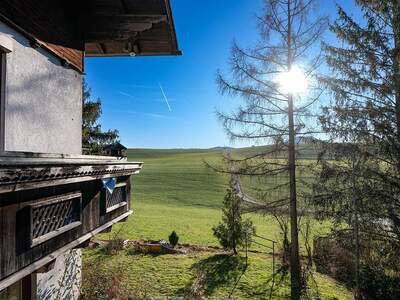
[0,207,4,279]
[106,201,127,213]
[0,175,132,285]
[0,171,140,194]
[0,0,84,72]
[31,222,82,248]
[29,192,81,208]
[89,0,167,15]
[86,50,182,57]
[0,210,133,291]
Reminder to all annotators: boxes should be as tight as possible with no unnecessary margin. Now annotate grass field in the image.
[84,147,352,299]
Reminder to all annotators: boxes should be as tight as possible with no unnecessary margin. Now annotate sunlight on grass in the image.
[88,148,350,299]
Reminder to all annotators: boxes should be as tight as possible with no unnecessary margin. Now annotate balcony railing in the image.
[0,152,142,290]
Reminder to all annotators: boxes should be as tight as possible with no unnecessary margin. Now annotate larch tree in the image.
[82,80,120,154]
[216,0,327,298]
[315,0,400,298]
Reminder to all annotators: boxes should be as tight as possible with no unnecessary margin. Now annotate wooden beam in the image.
[0,210,133,291]
[89,0,167,16]
[96,43,106,54]
[85,27,154,42]
[85,15,167,42]
[85,50,182,57]
[89,15,167,22]
[34,260,56,274]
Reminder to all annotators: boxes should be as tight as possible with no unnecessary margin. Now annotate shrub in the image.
[104,238,124,255]
[169,231,179,248]
[212,187,255,254]
[313,235,400,299]
[359,264,400,300]
[81,261,129,300]
[313,236,354,285]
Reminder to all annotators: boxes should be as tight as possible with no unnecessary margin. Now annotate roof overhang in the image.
[0,0,180,72]
[84,0,181,57]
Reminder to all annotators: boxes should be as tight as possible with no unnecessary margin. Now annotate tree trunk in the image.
[287,1,301,298]
[288,92,301,300]
[393,0,400,172]
[352,156,361,300]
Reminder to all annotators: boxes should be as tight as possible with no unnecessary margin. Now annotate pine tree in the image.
[82,80,119,154]
[315,1,400,297]
[213,185,255,255]
[216,1,327,298]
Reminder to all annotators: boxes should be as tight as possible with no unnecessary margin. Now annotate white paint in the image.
[0,35,13,52]
[36,250,82,300]
[0,21,82,155]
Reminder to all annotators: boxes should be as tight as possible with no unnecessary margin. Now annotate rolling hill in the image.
[84,147,351,299]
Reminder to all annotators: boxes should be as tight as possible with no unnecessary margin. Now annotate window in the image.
[101,182,128,214]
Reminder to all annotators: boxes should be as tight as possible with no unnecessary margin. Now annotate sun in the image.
[276,66,308,95]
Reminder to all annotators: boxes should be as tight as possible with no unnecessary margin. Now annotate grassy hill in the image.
[84,147,351,299]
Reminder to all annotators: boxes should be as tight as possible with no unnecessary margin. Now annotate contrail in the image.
[158,82,172,112]
[118,91,136,100]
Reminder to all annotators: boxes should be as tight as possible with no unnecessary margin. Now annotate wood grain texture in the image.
[0,176,133,287]
[0,0,180,70]
[0,0,84,72]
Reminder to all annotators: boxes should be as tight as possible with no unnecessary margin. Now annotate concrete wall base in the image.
[37,249,82,300]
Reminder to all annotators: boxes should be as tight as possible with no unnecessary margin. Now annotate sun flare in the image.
[276,66,308,95]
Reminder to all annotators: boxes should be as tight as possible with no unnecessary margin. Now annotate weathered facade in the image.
[0,20,83,154]
[0,1,180,299]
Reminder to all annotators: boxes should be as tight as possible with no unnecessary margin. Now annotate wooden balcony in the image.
[0,152,142,290]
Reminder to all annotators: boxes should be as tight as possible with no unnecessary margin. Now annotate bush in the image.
[313,235,400,299]
[212,187,255,254]
[104,238,124,255]
[313,236,354,285]
[81,259,148,300]
[359,264,400,300]
[81,261,129,300]
[169,231,179,247]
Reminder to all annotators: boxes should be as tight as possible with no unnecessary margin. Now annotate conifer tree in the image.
[213,185,255,255]
[315,1,400,297]
[217,1,327,298]
[82,80,119,154]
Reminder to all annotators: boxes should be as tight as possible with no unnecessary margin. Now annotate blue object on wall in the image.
[102,177,116,195]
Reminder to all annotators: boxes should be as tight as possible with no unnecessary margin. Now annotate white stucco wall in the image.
[0,21,82,155]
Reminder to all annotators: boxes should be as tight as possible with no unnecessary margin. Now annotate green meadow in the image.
[84,147,351,299]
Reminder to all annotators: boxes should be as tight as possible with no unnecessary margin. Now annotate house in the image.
[103,142,128,157]
[0,1,180,299]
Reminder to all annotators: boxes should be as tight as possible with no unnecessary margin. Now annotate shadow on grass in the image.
[177,254,247,297]
[239,265,290,299]
[177,252,293,299]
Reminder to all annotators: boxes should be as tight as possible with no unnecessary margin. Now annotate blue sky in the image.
[85,0,357,149]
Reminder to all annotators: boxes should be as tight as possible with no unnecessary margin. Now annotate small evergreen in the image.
[82,80,119,154]
[168,231,179,248]
[212,186,255,255]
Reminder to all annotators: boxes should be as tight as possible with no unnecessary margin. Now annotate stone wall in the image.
[36,250,82,300]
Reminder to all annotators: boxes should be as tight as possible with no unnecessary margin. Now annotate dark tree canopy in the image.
[82,80,119,154]
[313,1,400,297]
[317,0,400,252]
